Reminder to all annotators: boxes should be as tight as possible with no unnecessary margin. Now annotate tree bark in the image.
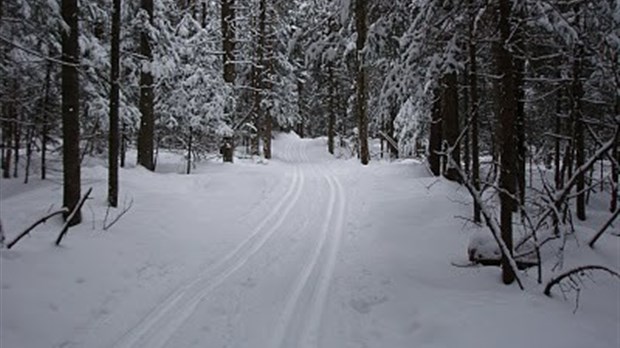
[355,0,369,165]
[327,63,336,155]
[554,89,563,189]
[262,24,273,159]
[24,126,33,184]
[297,79,305,138]
[186,126,192,174]
[442,72,460,181]
[61,0,82,226]
[468,0,481,223]
[41,60,52,180]
[108,0,121,207]
[221,0,235,83]
[429,87,443,176]
[137,0,155,171]
[496,0,517,285]
[573,6,585,220]
[120,122,126,168]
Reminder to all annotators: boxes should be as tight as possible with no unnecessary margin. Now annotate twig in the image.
[588,209,620,248]
[6,209,68,249]
[103,197,134,231]
[544,265,620,296]
[55,188,93,246]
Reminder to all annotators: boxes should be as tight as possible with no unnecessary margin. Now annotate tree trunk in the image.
[612,130,619,213]
[496,0,516,285]
[355,0,369,165]
[2,114,11,179]
[24,126,33,184]
[515,55,526,206]
[327,63,336,155]
[297,79,305,138]
[41,60,52,180]
[468,0,481,223]
[137,0,155,171]
[61,0,82,226]
[388,97,399,158]
[221,0,235,83]
[120,122,126,168]
[12,108,19,178]
[554,89,562,189]
[108,0,121,207]
[429,87,443,176]
[442,72,460,181]
[573,35,586,220]
[186,126,192,174]
[250,0,267,157]
[262,26,273,160]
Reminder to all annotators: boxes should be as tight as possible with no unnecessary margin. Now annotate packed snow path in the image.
[1,134,618,348]
[110,137,347,348]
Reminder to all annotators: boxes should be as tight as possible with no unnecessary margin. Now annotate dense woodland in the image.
[1,0,619,287]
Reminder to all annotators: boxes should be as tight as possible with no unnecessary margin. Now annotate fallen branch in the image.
[55,188,93,246]
[443,125,525,290]
[103,196,134,231]
[544,265,620,296]
[6,208,68,249]
[588,209,620,248]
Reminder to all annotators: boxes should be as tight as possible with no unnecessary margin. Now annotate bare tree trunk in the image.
[120,122,126,168]
[262,27,273,159]
[41,60,52,180]
[328,63,335,155]
[571,5,586,220]
[12,107,19,178]
[388,98,399,158]
[61,0,82,226]
[554,89,562,189]
[221,0,235,83]
[24,125,33,184]
[429,87,443,176]
[468,0,481,223]
[2,114,11,179]
[108,0,121,207]
[297,79,305,138]
[186,126,192,174]
[496,0,517,285]
[250,0,267,157]
[442,72,460,181]
[355,0,369,165]
[612,105,619,213]
[137,0,155,171]
[515,57,526,206]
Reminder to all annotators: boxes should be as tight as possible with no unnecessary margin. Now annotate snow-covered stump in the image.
[468,231,538,270]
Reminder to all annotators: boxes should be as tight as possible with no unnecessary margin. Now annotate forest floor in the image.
[1,133,619,348]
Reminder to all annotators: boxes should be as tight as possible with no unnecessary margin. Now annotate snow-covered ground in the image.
[1,133,619,348]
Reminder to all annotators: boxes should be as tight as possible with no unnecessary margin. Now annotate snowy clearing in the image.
[1,134,619,348]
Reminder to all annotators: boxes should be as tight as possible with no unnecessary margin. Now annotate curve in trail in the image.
[270,146,343,348]
[111,142,307,348]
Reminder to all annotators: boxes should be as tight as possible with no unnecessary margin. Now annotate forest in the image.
[1,1,619,347]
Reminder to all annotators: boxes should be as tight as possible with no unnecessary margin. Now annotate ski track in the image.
[271,144,347,348]
[110,140,307,348]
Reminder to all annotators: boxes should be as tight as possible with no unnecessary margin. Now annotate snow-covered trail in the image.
[105,135,348,348]
[2,133,618,348]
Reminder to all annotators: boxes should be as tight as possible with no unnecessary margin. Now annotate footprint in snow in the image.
[349,295,388,314]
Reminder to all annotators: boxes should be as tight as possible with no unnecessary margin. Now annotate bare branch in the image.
[6,209,69,249]
[55,188,93,246]
[544,265,620,296]
[103,197,134,231]
[588,209,620,248]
